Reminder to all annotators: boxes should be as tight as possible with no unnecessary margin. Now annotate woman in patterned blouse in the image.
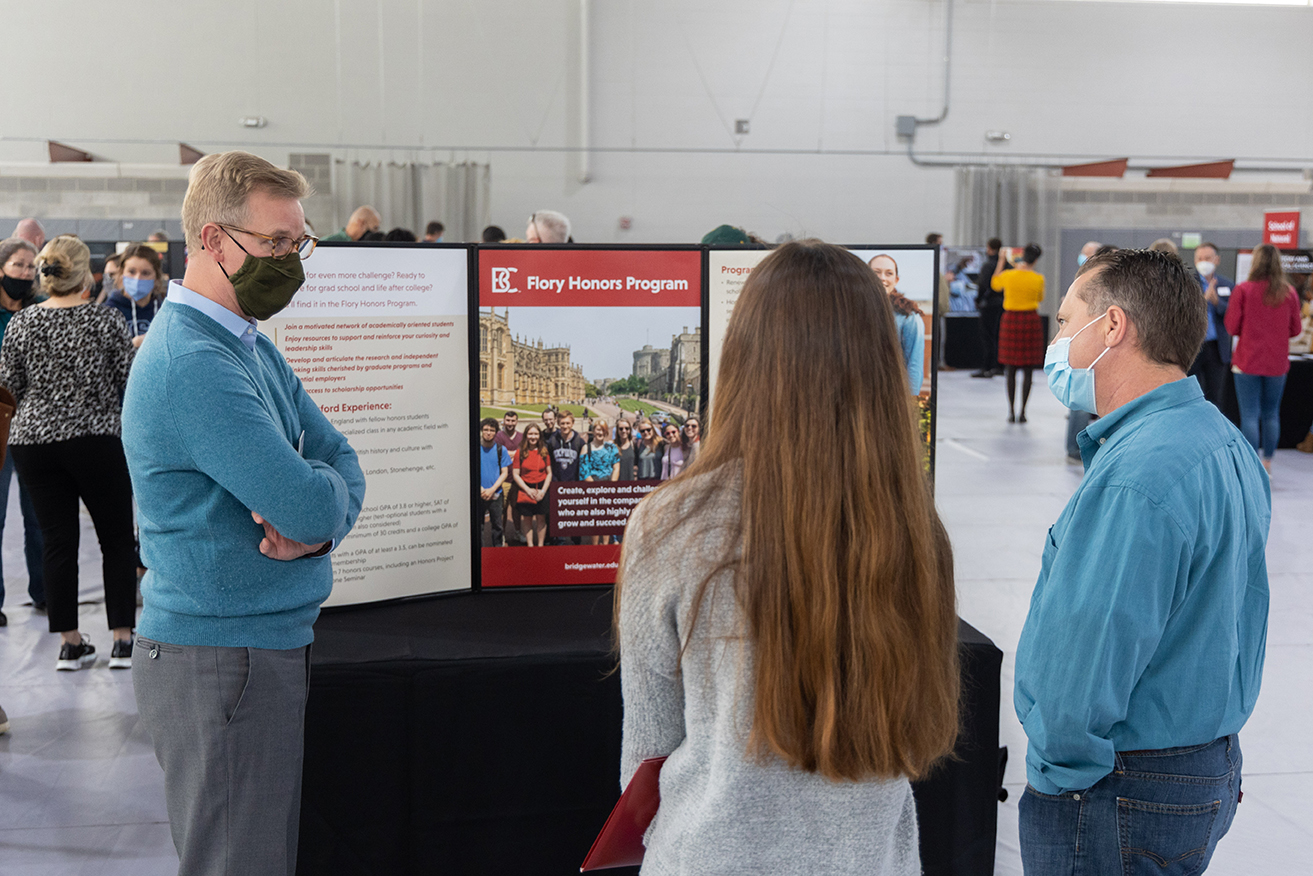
[0,235,138,672]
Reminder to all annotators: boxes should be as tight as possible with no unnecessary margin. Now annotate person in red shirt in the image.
[511,423,552,546]
[1224,243,1303,472]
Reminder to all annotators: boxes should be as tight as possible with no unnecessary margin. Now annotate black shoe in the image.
[970,370,992,378]
[109,637,133,670]
[32,602,47,616]
[0,610,7,627]
[56,637,96,671]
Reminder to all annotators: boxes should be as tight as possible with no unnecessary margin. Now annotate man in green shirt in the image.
[321,205,380,242]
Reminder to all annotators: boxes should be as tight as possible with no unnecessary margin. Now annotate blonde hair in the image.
[35,235,92,297]
[181,151,312,253]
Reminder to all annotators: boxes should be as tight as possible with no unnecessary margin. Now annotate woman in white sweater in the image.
[616,240,959,875]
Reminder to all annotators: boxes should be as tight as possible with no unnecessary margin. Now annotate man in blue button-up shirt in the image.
[1015,248,1269,875]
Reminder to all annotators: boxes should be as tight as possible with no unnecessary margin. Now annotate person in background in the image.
[659,423,688,480]
[868,254,925,395]
[1,235,136,668]
[614,419,636,481]
[992,243,1046,423]
[1224,243,1302,474]
[972,238,1005,378]
[0,701,7,734]
[547,411,585,484]
[1064,241,1105,463]
[681,416,701,466]
[321,205,380,242]
[579,417,620,545]
[0,238,45,623]
[525,210,571,244]
[478,417,511,547]
[927,232,950,317]
[511,423,551,546]
[1017,248,1266,873]
[482,225,507,243]
[541,407,557,439]
[617,240,959,876]
[147,230,169,242]
[423,221,444,243]
[1148,237,1179,256]
[96,252,123,304]
[496,410,525,544]
[12,219,45,251]
[383,227,416,242]
[103,243,166,345]
[359,229,385,242]
[1189,242,1233,408]
[635,418,664,479]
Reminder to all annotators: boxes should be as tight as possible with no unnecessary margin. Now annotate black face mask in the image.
[1,274,34,303]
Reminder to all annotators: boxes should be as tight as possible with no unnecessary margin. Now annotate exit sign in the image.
[1263,211,1300,249]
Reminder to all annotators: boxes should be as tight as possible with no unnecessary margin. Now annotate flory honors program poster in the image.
[707,245,939,472]
[264,243,471,605]
[476,247,703,587]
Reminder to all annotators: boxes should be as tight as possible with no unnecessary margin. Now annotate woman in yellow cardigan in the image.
[991,243,1045,423]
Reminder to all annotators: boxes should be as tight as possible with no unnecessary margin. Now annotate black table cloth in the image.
[1216,357,1313,448]
[297,588,1002,876]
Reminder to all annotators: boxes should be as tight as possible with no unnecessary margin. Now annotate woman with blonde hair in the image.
[634,418,664,480]
[1225,242,1303,472]
[0,235,138,670]
[616,240,959,875]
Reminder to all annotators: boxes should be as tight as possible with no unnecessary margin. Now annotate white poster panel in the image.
[263,245,471,605]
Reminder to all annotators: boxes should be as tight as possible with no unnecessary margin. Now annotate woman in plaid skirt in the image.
[991,244,1046,422]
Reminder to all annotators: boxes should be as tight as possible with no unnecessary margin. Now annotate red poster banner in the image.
[478,249,702,307]
[1264,211,1300,249]
[481,544,623,587]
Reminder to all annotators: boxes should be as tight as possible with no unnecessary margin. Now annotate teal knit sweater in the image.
[123,301,365,649]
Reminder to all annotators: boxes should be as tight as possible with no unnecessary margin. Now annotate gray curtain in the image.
[954,166,1062,314]
[332,160,491,242]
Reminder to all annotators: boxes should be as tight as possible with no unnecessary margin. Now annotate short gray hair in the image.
[530,210,571,243]
[1076,248,1206,371]
[182,151,312,253]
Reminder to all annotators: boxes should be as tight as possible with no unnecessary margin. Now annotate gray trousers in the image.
[133,637,310,876]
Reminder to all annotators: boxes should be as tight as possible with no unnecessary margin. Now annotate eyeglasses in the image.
[639,428,653,434]
[217,224,318,260]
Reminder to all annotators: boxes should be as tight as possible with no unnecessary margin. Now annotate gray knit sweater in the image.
[619,466,921,876]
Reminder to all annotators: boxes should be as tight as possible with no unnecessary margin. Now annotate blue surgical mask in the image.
[122,276,154,302]
[1076,253,1088,268]
[1044,312,1110,414]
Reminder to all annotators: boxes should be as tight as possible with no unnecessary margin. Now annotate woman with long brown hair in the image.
[615,240,959,874]
[1225,243,1303,472]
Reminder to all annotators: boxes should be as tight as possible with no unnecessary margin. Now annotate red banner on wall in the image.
[481,544,623,587]
[478,249,702,307]
[1264,211,1301,249]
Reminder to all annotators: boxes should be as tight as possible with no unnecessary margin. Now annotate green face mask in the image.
[215,227,306,320]
[224,251,305,321]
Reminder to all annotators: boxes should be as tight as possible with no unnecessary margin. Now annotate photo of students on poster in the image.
[708,245,938,471]
[476,247,703,587]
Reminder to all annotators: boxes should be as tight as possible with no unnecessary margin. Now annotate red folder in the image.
[580,755,667,871]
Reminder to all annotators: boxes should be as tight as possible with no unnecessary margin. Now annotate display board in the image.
[264,242,472,605]
[708,245,940,472]
[475,246,703,588]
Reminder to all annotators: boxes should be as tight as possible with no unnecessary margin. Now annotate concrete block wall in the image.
[0,166,188,241]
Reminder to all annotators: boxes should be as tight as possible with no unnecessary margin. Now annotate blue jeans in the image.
[1019,735,1242,876]
[1232,372,1286,460]
[0,448,45,608]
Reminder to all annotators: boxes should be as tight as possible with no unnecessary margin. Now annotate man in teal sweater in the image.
[123,151,365,876]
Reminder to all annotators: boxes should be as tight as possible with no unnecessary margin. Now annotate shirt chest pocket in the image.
[1039,525,1059,578]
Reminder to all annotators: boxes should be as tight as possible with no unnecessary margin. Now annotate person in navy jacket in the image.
[1188,242,1233,407]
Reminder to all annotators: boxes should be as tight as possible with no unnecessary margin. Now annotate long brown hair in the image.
[617,240,959,781]
[520,423,549,464]
[1248,244,1293,307]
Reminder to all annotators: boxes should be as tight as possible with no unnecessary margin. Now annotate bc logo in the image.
[491,267,519,293]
